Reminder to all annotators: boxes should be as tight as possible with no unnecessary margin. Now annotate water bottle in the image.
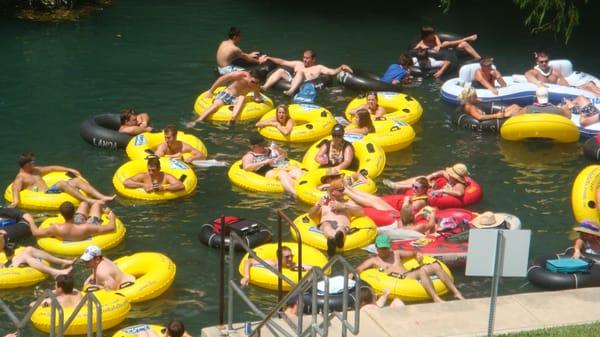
[244,321,252,335]
[269,141,279,166]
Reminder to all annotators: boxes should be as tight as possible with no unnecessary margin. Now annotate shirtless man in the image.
[216,27,261,75]
[27,201,117,242]
[240,245,312,287]
[347,92,386,119]
[81,245,135,291]
[8,152,115,208]
[525,51,600,96]
[123,157,184,193]
[187,69,263,127]
[355,235,464,302]
[0,231,74,278]
[414,26,481,61]
[308,179,364,257]
[154,125,206,164]
[33,274,83,308]
[118,109,152,136]
[259,49,353,96]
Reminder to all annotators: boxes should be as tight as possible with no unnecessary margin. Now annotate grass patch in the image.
[499,322,600,336]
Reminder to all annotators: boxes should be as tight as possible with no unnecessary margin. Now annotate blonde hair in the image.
[459,87,477,105]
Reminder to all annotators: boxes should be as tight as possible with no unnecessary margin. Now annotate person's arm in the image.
[119,125,152,135]
[355,257,377,274]
[181,143,204,163]
[375,288,391,308]
[333,145,354,171]
[206,72,245,98]
[433,60,450,79]
[153,144,170,158]
[262,56,299,69]
[308,198,324,220]
[442,182,465,197]
[573,238,584,259]
[9,176,23,208]
[275,119,295,136]
[394,249,420,261]
[38,165,80,176]
[314,143,329,166]
[240,258,259,286]
[345,125,369,135]
[256,117,276,128]
[473,69,498,95]
[26,219,56,238]
[580,112,600,127]
[123,174,149,189]
[524,69,548,87]
[241,153,274,172]
[319,64,353,76]
[464,103,504,121]
[494,70,507,87]
[555,69,570,87]
[161,174,185,192]
[239,50,261,65]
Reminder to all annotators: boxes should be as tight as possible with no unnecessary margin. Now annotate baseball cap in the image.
[375,235,391,249]
[536,87,549,104]
[331,124,345,137]
[80,245,102,262]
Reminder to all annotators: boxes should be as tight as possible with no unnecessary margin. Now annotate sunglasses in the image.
[283,254,293,259]
[334,188,345,193]
[412,184,422,189]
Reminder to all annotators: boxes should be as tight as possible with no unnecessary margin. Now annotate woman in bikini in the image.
[347,92,387,119]
[255,104,295,136]
[458,87,523,122]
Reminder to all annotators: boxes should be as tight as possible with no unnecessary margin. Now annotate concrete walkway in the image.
[201,287,600,337]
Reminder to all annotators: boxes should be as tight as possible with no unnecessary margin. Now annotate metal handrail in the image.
[0,288,103,337]
[277,210,303,302]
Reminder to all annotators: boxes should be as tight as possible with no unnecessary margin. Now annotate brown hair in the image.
[164,124,178,136]
[355,109,375,133]
[18,152,35,168]
[359,287,376,307]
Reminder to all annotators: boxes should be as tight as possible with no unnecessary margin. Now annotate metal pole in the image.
[277,212,283,302]
[219,214,226,325]
[227,232,236,331]
[488,230,506,337]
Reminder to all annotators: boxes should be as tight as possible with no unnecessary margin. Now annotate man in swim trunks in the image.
[123,156,185,193]
[118,108,152,136]
[0,231,74,278]
[8,152,116,208]
[187,69,263,127]
[27,201,117,242]
[413,49,450,79]
[81,245,135,291]
[522,87,571,118]
[414,26,481,61]
[259,49,353,96]
[33,274,83,308]
[355,235,464,302]
[241,134,303,196]
[308,179,364,257]
[154,125,206,164]
[216,27,261,75]
[525,51,600,96]
[240,245,312,287]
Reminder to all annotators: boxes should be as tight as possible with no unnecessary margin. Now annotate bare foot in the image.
[62,257,78,268]
[454,293,465,300]
[54,265,72,278]
[466,34,477,41]
[283,90,293,96]
[102,194,116,202]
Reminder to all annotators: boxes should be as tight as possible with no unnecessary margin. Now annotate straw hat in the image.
[446,163,469,183]
[320,168,345,184]
[574,221,600,237]
[471,211,507,228]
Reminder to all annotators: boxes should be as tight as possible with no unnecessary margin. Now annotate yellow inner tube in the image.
[4,171,88,211]
[360,256,452,302]
[112,158,197,201]
[126,131,208,161]
[344,92,423,125]
[571,165,600,224]
[37,214,126,256]
[193,86,273,122]
[228,159,304,193]
[0,247,48,289]
[110,252,177,303]
[30,289,130,336]
[257,103,336,143]
[500,113,579,143]
[291,214,377,252]
[346,119,416,153]
[295,168,377,205]
[238,242,329,291]
[112,324,166,337]
[301,136,386,179]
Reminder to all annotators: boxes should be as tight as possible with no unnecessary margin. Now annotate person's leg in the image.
[75,201,90,217]
[412,268,444,302]
[55,180,96,204]
[579,82,600,96]
[390,298,405,308]
[423,263,464,300]
[87,201,103,224]
[383,176,418,190]
[503,104,524,117]
[320,222,336,238]
[66,178,115,202]
[456,41,481,60]
[284,72,305,96]
[277,170,297,196]
[197,100,225,121]
[229,96,247,125]
[19,247,73,277]
[261,68,289,91]
[344,186,395,211]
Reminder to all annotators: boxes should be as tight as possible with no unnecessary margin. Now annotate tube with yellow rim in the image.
[0,247,48,289]
[344,91,423,125]
[30,289,130,335]
[113,158,197,201]
[228,159,304,193]
[572,165,600,224]
[113,324,166,337]
[291,214,377,252]
[346,119,416,153]
[257,103,336,143]
[4,171,88,211]
[500,113,579,143]
[193,86,273,122]
[238,242,328,291]
[360,256,452,302]
[37,214,126,256]
[126,131,208,161]
[301,136,386,179]
[295,168,377,205]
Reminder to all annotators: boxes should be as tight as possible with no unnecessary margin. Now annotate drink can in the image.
[244,321,252,335]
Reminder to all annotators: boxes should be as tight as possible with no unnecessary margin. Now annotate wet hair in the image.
[56,274,75,294]
[355,109,376,133]
[415,177,430,190]
[248,68,261,81]
[59,201,76,221]
[533,51,549,61]
[359,287,376,307]
[164,124,178,136]
[420,26,435,40]
[228,27,241,39]
[147,156,161,169]
[459,87,478,105]
[120,109,135,125]
[304,49,317,58]
[276,245,292,259]
[166,320,185,337]
[398,54,414,68]
[18,152,35,168]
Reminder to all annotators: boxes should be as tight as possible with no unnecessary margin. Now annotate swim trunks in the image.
[217,65,245,75]
[571,103,600,117]
[74,213,100,225]
[319,220,339,230]
[214,90,238,105]
[45,184,62,194]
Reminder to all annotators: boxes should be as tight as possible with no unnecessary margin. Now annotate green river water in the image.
[1,0,599,335]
